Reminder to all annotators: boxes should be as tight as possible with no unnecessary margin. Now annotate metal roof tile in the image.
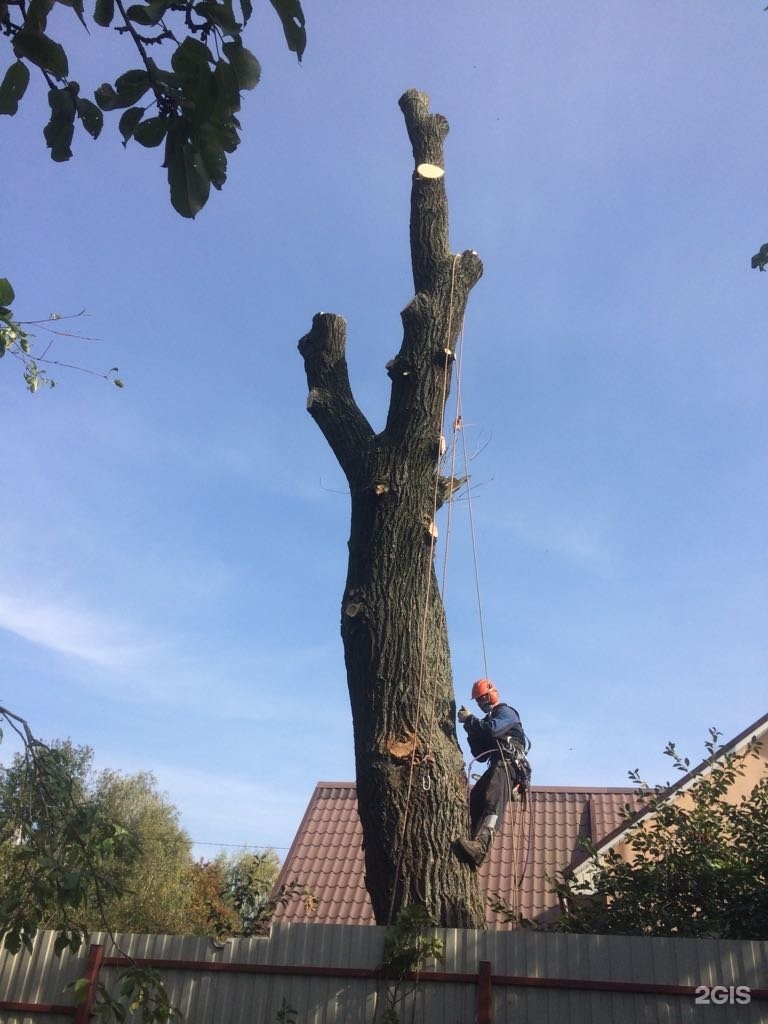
[272,782,638,928]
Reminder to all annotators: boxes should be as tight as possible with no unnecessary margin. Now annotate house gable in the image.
[571,711,768,881]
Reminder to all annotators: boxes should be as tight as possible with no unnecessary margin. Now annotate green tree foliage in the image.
[185,857,241,934]
[91,768,196,933]
[215,848,281,934]
[0,732,139,954]
[192,849,310,939]
[0,276,124,391]
[0,728,299,941]
[551,730,768,939]
[0,739,196,937]
[0,707,177,1023]
[0,0,305,217]
[380,906,444,1024]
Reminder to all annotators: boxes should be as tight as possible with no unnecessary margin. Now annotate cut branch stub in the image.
[416,163,444,179]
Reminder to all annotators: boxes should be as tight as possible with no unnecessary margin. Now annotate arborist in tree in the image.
[454,678,531,869]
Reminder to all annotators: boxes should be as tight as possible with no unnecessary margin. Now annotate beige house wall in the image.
[607,731,767,866]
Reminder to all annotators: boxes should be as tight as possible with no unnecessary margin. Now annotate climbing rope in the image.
[453,331,490,681]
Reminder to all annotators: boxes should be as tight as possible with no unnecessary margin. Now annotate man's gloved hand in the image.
[457,705,472,723]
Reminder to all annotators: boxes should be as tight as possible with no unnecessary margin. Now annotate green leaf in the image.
[170,37,214,74]
[165,131,210,218]
[118,105,144,144]
[222,40,260,90]
[95,72,150,111]
[133,116,167,147]
[125,0,171,24]
[94,83,118,111]
[93,0,114,27]
[67,977,92,1005]
[44,115,74,161]
[75,97,103,139]
[114,69,151,96]
[0,279,15,306]
[44,89,76,161]
[48,85,76,119]
[213,57,240,114]
[239,0,252,26]
[751,242,768,272]
[24,0,55,33]
[217,120,239,153]
[56,0,87,29]
[269,0,305,62]
[12,30,69,79]
[126,3,154,22]
[194,0,240,35]
[0,61,31,115]
[199,124,227,189]
[53,931,75,955]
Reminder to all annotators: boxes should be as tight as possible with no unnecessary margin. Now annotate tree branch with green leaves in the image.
[547,729,768,939]
[0,0,306,217]
[0,277,123,391]
[0,706,178,1022]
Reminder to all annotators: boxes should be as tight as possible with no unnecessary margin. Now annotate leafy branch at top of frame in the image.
[0,277,123,391]
[0,0,306,217]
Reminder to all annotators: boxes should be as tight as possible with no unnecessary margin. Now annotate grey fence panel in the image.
[1,925,767,1024]
[0,930,81,1024]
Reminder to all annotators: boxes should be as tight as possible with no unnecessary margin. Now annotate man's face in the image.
[476,693,493,714]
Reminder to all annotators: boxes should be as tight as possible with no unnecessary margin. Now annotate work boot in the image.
[454,827,495,869]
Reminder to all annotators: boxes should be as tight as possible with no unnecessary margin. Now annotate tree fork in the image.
[298,90,485,928]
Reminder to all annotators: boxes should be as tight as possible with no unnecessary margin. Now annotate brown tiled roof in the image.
[273,783,642,928]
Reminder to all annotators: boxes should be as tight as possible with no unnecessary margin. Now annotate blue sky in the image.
[2,2,766,860]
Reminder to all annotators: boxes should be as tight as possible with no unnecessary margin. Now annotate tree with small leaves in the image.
[549,730,768,939]
[0,709,178,1023]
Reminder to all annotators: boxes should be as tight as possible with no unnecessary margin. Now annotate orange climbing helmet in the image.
[471,678,499,705]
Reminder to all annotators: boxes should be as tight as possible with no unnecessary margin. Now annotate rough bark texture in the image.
[298,90,485,928]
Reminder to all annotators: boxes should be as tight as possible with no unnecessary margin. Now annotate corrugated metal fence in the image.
[1,924,766,1023]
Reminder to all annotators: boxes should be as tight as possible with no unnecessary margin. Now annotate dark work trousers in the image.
[469,757,513,838]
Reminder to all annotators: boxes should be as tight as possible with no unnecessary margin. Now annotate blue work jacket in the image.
[463,702,525,762]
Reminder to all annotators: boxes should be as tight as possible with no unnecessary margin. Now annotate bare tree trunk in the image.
[298,90,485,928]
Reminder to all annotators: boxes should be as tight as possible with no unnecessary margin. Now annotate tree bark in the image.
[298,90,485,928]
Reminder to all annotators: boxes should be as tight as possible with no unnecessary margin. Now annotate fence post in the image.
[73,943,105,1024]
[477,959,492,1024]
